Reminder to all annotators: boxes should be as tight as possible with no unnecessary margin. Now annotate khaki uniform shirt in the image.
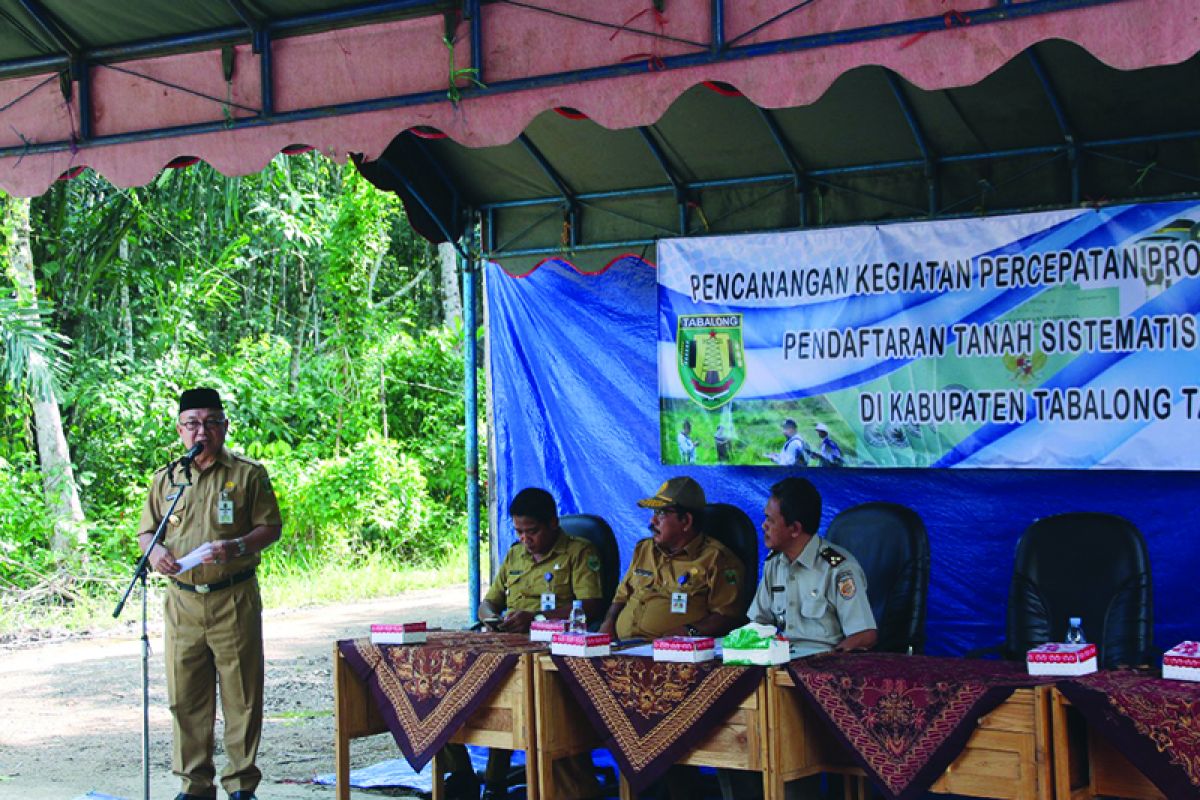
[484,533,602,613]
[613,534,743,640]
[138,447,282,587]
[747,536,875,657]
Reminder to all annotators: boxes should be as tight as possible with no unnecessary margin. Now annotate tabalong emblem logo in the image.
[677,314,745,410]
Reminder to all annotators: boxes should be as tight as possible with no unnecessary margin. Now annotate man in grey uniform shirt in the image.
[723,477,877,800]
[748,476,877,654]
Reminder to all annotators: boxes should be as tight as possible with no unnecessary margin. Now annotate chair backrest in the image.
[559,514,620,611]
[700,502,760,615]
[1007,512,1153,669]
[825,502,930,654]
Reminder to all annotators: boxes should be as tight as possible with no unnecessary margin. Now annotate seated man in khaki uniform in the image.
[599,476,747,800]
[599,475,745,641]
[443,487,605,800]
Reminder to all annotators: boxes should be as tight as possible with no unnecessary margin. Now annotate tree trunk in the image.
[379,357,388,440]
[4,197,86,554]
[288,291,313,395]
[438,242,462,327]
[118,238,134,362]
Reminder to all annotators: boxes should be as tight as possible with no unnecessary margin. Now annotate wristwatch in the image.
[685,624,700,637]
[234,538,247,558]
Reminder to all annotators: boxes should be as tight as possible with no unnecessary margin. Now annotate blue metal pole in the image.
[885,72,937,215]
[462,228,481,625]
[75,59,92,140]
[468,0,482,80]
[711,0,724,54]
[258,30,274,116]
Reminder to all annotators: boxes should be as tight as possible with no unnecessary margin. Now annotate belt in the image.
[172,569,255,594]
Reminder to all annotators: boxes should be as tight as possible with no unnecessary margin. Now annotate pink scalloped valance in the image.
[0,0,1195,197]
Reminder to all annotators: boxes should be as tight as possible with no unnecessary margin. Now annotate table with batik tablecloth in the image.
[334,632,546,800]
[1054,671,1200,800]
[773,653,1054,800]
[535,653,766,798]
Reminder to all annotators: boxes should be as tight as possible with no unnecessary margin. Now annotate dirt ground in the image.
[0,585,473,800]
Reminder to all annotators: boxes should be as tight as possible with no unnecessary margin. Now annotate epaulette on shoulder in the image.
[819,547,845,567]
[230,451,264,467]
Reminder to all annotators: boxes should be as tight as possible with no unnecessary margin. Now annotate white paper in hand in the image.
[175,542,213,574]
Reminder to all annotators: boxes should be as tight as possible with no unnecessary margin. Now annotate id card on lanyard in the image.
[670,573,689,614]
[540,570,556,611]
[218,485,234,525]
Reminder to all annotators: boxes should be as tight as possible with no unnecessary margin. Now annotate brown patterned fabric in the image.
[1058,670,1200,800]
[551,654,762,792]
[337,632,545,770]
[787,653,1049,800]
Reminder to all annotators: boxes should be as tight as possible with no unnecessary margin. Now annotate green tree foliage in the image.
[0,453,56,588]
[0,153,477,596]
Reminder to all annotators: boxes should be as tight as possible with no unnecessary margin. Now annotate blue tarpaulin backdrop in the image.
[486,256,1198,655]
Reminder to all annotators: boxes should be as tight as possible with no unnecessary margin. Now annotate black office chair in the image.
[826,502,930,654]
[701,502,760,615]
[1004,512,1153,669]
[559,513,620,614]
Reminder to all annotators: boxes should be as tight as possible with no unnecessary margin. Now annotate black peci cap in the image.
[178,387,224,413]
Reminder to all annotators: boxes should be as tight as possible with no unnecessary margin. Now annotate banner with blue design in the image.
[658,203,1200,469]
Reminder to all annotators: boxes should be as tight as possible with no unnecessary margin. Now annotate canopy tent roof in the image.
[364,38,1200,273]
[0,1,1197,269]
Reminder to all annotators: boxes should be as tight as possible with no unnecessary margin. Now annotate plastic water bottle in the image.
[1065,616,1086,645]
[568,600,587,633]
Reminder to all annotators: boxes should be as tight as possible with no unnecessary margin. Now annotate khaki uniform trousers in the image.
[165,577,264,797]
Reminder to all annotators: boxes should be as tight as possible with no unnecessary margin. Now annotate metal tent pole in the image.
[461,225,481,624]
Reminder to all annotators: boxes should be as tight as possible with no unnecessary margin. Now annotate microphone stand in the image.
[113,459,193,800]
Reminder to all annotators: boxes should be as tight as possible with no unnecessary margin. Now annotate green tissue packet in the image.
[721,623,778,650]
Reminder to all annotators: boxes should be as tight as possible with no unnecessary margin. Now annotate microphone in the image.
[179,441,204,466]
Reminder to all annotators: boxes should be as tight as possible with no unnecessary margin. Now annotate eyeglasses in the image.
[179,418,227,432]
[652,507,682,518]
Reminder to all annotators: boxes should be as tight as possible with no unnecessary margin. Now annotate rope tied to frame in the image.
[620,52,666,71]
[613,4,668,72]
[899,9,971,50]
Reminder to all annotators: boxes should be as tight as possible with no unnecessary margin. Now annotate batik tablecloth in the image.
[551,653,762,792]
[1058,670,1200,800]
[337,632,545,770]
[787,652,1050,800]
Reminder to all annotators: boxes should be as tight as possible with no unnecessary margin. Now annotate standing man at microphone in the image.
[138,387,282,800]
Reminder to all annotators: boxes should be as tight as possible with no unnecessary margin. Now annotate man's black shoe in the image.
[174,794,215,800]
[228,792,257,800]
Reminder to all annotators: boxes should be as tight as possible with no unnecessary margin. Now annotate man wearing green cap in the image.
[599,476,745,641]
[137,387,282,800]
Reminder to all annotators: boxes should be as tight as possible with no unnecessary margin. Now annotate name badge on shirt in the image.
[217,491,234,525]
[540,592,557,611]
[670,591,689,614]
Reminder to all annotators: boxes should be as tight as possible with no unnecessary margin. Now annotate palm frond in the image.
[0,295,70,399]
